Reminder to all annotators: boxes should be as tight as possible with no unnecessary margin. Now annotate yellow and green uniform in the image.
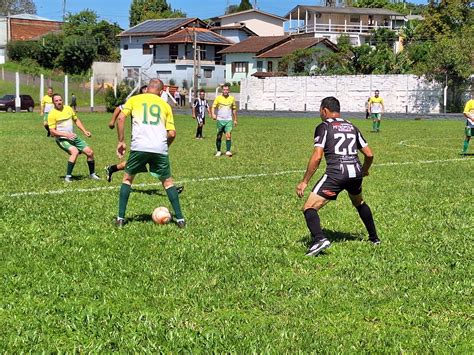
[48,105,88,152]
[212,95,236,133]
[41,95,54,121]
[369,96,384,117]
[121,93,175,179]
[463,99,474,136]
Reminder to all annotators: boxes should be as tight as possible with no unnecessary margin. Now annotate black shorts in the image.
[312,174,362,200]
[197,116,205,125]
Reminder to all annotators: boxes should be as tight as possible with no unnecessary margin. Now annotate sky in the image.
[35,0,428,29]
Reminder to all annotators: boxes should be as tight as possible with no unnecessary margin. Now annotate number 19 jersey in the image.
[121,93,175,154]
[314,118,368,178]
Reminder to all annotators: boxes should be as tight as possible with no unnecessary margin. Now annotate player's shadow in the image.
[461,153,474,156]
[60,175,88,181]
[128,214,153,223]
[300,229,360,247]
[131,188,166,196]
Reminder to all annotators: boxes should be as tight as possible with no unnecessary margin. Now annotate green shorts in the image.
[43,112,49,122]
[217,120,233,134]
[371,113,382,120]
[466,127,473,137]
[56,136,88,153]
[125,151,171,180]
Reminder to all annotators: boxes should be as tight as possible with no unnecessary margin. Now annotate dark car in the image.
[0,94,35,112]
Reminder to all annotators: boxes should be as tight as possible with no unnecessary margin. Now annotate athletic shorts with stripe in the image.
[312,174,363,200]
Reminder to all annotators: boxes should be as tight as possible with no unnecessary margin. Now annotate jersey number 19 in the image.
[142,103,161,125]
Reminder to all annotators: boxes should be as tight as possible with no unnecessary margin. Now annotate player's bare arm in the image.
[360,145,374,176]
[167,130,176,146]
[109,106,122,129]
[75,118,91,137]
[116,112,127,158]
[296,147,324,198]
[211,106,217,119]
[233,108,238,126]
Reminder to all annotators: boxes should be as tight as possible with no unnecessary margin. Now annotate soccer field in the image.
[1,112,472,352]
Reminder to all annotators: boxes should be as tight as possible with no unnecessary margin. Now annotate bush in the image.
[105,82,133,112]
[7,41,40,61]
[37,33,64,69]
[59,35,96,74]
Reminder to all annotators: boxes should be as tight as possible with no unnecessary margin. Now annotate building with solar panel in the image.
[118,18,234,89]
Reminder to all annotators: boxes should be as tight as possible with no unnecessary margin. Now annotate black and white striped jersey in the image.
[314,118,368,178]
[193,98,209,120]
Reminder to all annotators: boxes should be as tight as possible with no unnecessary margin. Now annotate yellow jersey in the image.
[41,95,54,113]
[212,95,236,121]
[121,93,175,154]
[369,96,384,113]
[48,105,77,133]
[464,99,474,127]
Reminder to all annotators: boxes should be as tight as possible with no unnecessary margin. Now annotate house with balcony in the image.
[285,5,405,47]
[219,35,338,83]
[118,18,234,88]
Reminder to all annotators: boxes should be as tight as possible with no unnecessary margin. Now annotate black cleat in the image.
[104,166,112,183]
[176,219,186,228]
[306,238,331,256]
[369,236,381,245]
[115,218,126,228]
[176,185,184,194]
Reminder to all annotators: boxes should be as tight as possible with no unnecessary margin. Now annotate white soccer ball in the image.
[152,207,171,225]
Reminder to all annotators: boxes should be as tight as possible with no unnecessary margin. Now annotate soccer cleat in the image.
[89,173,101,180]
[64,175,72,183]
[305,238,331,256]
[176,185,184,194]
[115,218,126,228]
[104,166,113,183]
[215,151,222,157]
[176,219,186,228]
[225,151,233,157]
[369,236,381,245]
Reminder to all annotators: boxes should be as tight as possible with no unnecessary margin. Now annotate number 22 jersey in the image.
[314,118,368,179]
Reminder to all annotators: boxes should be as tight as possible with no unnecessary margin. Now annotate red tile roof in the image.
[256,38,338,58]
[218,36,289,55]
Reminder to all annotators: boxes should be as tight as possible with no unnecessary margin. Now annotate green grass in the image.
[0,112,472,352]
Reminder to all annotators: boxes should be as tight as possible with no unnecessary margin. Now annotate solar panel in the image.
[196,32,228,44]
[125,18,189,34]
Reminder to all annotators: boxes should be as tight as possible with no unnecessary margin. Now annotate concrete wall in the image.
[240,75,442,114]
[92,62,122,83]
[221,13,284,36]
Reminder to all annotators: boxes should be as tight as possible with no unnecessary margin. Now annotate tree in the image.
[0,0,36,15]
[237,0,253,12]
[63,10,122,62]
[129,0,186,27]
[353,0,389,8]
[36,33,64,69]
[58,35,97,74]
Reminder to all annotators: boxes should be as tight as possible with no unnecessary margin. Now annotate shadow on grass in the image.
[60,175,88,181]
[132,188,166,196]
[460,153,474,156]
[128,213,154,223]
[300,229,361,248]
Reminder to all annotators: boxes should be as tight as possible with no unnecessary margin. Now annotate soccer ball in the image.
[152,207,171,225]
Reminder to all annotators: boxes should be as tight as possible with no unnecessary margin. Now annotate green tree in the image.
[353,0,389,8]
[6,40,40,61]
[63,10,122,62]
[0,0,36,15]
[58,35,97,74]
[237,0,253,12]
[129,0,186,27]
[36,33,64,69]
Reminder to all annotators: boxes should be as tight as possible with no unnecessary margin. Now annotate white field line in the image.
[398,139,460,151]
[3,157,473,198]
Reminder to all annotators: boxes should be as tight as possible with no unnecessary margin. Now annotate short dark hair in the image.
[199,89,205,93]
[320,96,340,113]
[52,93,62,101]
[223,83,230,88]
[140,85,148,93]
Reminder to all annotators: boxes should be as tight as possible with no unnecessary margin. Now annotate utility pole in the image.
[62,0,66,21]
[193,21,198,99]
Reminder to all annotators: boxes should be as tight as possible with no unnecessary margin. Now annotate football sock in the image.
[87,159,95,175]
[165,186,184,220]
[376,121,381,130]
[110,164,119,173]
[226,139,231,152]
[463,140,469,153]
[216,137,222,151]
[45,125,50,136]
[66,161,75,176]
[356,203,378,239]
[118,183,131,219]
[198,126,203,137]
[303,208,325,241]
[372,121,377,130]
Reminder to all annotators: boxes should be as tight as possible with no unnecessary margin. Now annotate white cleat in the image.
[215,151,222,157]
[89,173,101,180]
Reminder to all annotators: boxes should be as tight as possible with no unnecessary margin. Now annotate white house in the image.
[211,9,286,37]
[286,5,405,46]
[219,35,338,83]
[118,18,234,88]
[210,24,258,43]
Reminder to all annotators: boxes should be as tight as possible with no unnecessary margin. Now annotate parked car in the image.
[0,94,35,112]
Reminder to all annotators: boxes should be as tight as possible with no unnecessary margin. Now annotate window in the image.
[169,44,178,62]
[200,45,206,61]
[350,15,360,23]
[204,69,212,78]
[232,62,248,75]
[142,44,152,55]
[267,61,273,72]
[256,61,263,71]
[123,44,129,50]
[126,68,139,78]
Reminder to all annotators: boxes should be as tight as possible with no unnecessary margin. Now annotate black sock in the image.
[356,203,378,239]
[110,164,119,173]
[87,160,95,175]
[196,127,200,138]
[66,161,75,176]
[198,126,203,137]
[216,137,222,151]
[45,125,50,136]
[303,208,325,242]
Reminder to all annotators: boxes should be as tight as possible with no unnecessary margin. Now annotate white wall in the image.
[240,75,442,113]
[92,62,122,83]
[221,12,284,36]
